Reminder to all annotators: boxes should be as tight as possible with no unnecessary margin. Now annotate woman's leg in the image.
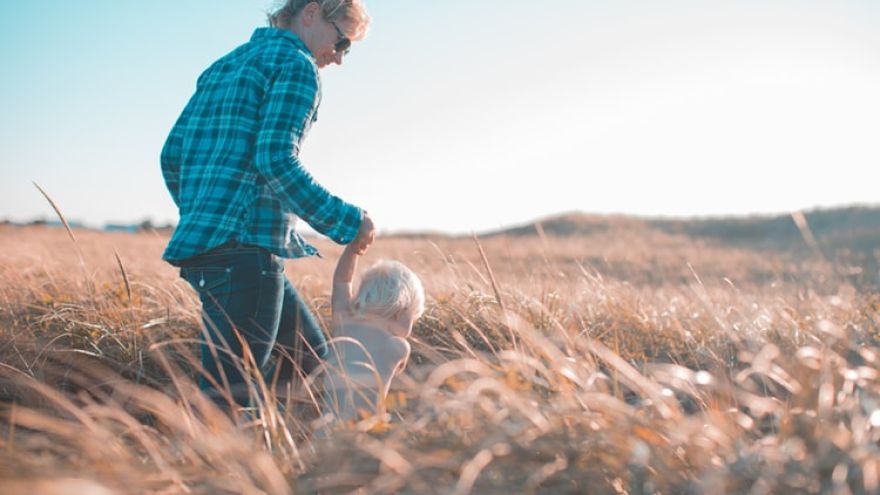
[272,276,329,383]
[179,243,285,407]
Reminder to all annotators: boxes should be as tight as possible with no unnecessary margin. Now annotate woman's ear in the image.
[300,1,321,27]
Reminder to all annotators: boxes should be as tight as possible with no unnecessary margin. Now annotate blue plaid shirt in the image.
[161,28,363,263]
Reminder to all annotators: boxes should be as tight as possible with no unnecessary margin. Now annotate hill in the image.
[486,205,880,287]
[488,205,880,252]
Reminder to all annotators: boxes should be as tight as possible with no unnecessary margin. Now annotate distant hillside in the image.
[485,205,880,287]
[489,205,880,250]
[651,206,880,254]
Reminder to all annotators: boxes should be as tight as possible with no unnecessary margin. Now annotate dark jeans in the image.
[178,241,328,406]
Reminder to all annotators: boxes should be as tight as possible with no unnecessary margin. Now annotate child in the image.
[321,242,425,421]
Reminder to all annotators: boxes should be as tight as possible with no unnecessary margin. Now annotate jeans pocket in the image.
[182,267,233,310]
[256,254,285,278]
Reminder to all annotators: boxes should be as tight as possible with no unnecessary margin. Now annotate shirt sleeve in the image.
[254,58,362,245]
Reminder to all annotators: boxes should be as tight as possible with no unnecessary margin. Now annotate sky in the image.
[1,0,878,235]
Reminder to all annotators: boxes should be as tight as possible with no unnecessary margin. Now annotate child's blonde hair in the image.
[352,260,424,321]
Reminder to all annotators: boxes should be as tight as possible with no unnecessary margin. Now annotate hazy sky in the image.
[1,1,878,234]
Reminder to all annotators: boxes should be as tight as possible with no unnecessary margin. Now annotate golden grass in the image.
[0,224,879,494]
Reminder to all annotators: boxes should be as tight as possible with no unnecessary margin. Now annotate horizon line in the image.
[4,201,879,236]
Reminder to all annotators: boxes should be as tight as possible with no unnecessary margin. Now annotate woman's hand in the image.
[351,212,375,255]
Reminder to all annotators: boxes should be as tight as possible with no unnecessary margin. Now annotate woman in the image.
[160,0,374,407]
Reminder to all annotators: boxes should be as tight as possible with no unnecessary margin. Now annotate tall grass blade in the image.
[471,233,505,313]
[791,210,824,260]
[32,181,77,244]
[32,181,94,298]
[113,249,132,304]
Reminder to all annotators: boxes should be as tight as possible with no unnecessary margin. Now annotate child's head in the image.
[352,260,424,333]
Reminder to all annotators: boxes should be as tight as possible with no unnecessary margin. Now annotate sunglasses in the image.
[327,18,352,56]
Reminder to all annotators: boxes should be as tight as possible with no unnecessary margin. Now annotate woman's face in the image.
[299,3,351,68]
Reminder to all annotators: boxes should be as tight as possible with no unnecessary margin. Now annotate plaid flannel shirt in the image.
[161,28,362,263]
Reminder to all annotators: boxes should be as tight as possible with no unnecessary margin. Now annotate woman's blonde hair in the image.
[352,261,425,321]
[269,0,371,41]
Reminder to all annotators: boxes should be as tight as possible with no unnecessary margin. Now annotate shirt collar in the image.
[251,27,314,59]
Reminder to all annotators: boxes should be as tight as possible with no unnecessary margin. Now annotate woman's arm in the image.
[253,59,363,245]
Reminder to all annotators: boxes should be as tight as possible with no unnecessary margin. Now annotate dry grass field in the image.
[1,222,879,494]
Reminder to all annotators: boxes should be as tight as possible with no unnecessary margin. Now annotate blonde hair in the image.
[269,0,371,41]
[352,261,425,321]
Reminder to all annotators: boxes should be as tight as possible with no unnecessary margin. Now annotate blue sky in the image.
[1,1,878,234]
